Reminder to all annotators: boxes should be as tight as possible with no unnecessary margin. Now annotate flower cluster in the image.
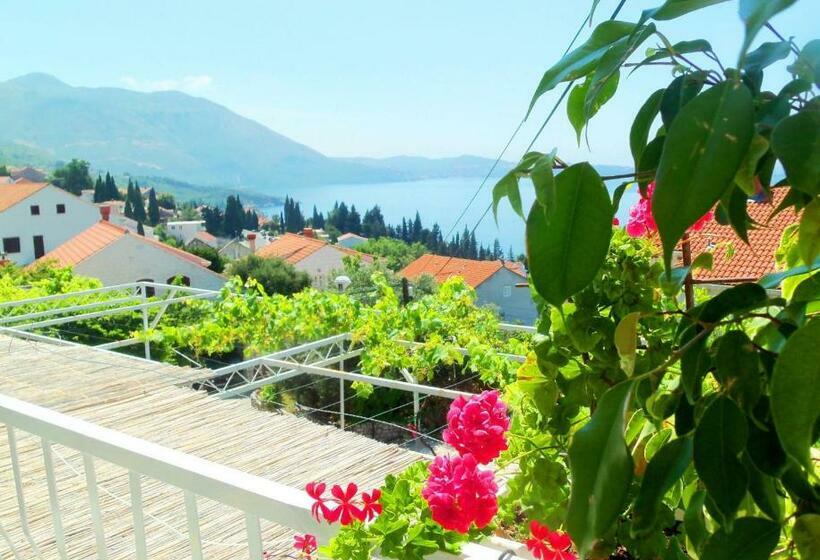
[293,533,318,558]
[525,521,576,560]
[423,390,510,534]
[442,390,510,465]
[422,453,498,533]
[625,182,713,238]
[306,481,382,525]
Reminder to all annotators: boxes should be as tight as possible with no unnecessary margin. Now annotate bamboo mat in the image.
[0,335,422,559]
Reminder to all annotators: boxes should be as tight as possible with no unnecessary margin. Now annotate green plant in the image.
[492,1,818,558]
[227,255,311,296]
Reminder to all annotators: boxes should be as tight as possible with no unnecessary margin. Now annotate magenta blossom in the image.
[625,182,713,238]
[422,453,498,534]
[443,390,510,464]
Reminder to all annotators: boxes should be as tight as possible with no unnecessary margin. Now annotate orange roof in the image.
[192,230,218,245]
[0,182,50,212]
[685,188,801,282]
[37,221,212,269]
[401,254,526,288]
[256,233,372,264]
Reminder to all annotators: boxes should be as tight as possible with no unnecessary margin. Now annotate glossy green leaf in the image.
[526,163,613,307]
[612,181,630,214]
[615,312,640,375]
[638,135,665,189]
[690,251,713,271]
[492,172,524,221]
[739,0,798,58]
[772,108,820,196]
[660,72,707,128]
[660,265,690,297]
[632,39,713,74]
[734,133,770,195]
[567,72,620,143]
[531,150,557,210]
[770,318,820,469]
[630,89,665,170]
[744,455,781,521]
[743,41,791,74]
[694,397,749,524]
[724,185,751,243]
[680,324,709,402]
[789,39,820,87]
[654,81,755,269]
[701,517,780,560]
[798,198,820,265]
[715,330,761,412]
[794,514,820,560]
[566,381,634,557]
[528,21,638,117]
[632,437,693,536]
[684,490,709,553]
[759,257,820,288]
[747,407,788,476]
[699,282,767,323]
[641,0,729,22]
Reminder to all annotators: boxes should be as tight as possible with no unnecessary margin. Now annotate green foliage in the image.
[50,158,92,195]
[321,462,472,560]
[183,244,226,273]
[354,237,427,271]
[227,255,310,296]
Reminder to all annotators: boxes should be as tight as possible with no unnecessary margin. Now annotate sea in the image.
[260,176,640,255]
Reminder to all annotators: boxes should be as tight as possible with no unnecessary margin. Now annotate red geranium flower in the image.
[306,481,334,523]
[422,453,498,534]
[327,483,365,525]
[360,489,383,521]
[526,521,576,560]
[442,390,510,465]
[293,533,317,557]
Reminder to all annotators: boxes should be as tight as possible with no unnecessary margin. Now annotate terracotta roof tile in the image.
[400,254,526,288]
[0,182,50,213]
[684,188,801,282]
[36,221,212,269]
[256,233,372,264]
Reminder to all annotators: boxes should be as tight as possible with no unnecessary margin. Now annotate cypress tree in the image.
[147,188,160,226]
[124,183,135,218]
[131,181,147,223]
[137,221,145,236]
[105,173,119,200]
[93,175,105,203]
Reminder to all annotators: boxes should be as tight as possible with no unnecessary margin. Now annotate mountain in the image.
[0,74,521,196]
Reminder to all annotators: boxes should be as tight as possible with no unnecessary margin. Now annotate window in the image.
[503,285,512,298]
[30,205,40,215]
[2,237,21,254]
[56,204,66,214]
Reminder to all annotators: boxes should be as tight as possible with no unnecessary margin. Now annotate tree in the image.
[105,173,120,201]
[147,188,160,226]
[223,195,245,238]
[362,205,387,238]
[131,181,146,223]
[157,192,176,210]
[136,221,145,236]
[227,255,310,296]
[93,175,105,203]
[124,181,135,218]
[51,159,92,195]
[201,206,224,236]
[347,205,362,234]
[311,205,325,229]
[355,237,427,271]
[0,164,8,176]
[184,244,225,273]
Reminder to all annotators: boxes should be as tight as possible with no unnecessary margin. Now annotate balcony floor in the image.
[0,335,422,559]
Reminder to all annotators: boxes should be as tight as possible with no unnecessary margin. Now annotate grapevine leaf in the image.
[739,0,798,59]
[770,318,820,469]
[700,517,780,560]
[614,312,640,376]
[630,89,665,170]
[798,199,820,265]
[526,163,613,307]
[566,381,634,557]
[771,108,820,196]
[693,397,749,524]
[632,436,693,536]
[528,21,638,117]
[654,81,755,270]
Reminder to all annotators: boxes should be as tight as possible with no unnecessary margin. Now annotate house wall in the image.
[338,236,367,249]
[166,221,205,245]
[296,246,356,289]
[0,186,100,264]
[475,268,537,325]
[219,241,252,260]
[74,235,226,290]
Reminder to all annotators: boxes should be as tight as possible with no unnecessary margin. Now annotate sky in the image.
[1,0,816,165]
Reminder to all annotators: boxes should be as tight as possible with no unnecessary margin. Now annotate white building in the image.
[0,182,100,265]
[36,220,226,290]
[256,231,372,289]
[165,220,206,245]
[337,232,368,249]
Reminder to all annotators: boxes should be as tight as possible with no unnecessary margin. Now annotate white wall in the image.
[475,268,537,325]
[74,234,227,290]
[165,221,205,245]
[296,246,354,289]
[0,185,100,264]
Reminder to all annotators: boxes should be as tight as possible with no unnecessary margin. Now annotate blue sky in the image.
[1,0,816,164]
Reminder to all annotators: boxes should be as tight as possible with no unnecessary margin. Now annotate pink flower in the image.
[443,390,510,464]
[626,182,713,238]
[306,482,334,523]
[326,483,365,525]
[360,489,383,521]
[526,521,576,560]
[422,454,498,534]
[293,533,318,557]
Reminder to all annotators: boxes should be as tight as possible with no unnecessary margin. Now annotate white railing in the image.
[0,393,526,560]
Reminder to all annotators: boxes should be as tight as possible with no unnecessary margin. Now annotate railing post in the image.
[6,427,42,557]
[42,439,68,560]
[141,286,151,360]
[83,454,109,560]
[340,379,346,430]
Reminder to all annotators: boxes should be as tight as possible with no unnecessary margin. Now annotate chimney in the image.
[247,233,257,253]
[303,227,314,238]
[100,205,111,222]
